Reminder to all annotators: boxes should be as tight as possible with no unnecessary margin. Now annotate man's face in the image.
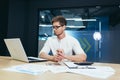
[52,22,65,36]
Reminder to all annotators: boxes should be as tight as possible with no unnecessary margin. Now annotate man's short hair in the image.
[52,16,67,26]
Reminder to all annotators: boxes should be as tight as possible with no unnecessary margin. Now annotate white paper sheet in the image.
[68,66,115,79]
[3,64,68,75]
[3,64,49,75]
[64,62,115,79]
[68,68,115,79]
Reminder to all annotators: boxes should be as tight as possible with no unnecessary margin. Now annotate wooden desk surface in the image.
[0,56,120,80]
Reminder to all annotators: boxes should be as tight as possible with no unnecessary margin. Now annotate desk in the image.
[0,56,120,80]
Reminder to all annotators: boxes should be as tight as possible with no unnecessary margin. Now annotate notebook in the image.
[4,38,47,63]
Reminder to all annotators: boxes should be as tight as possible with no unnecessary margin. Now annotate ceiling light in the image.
[66,18,96,21]
[93,32,102,40]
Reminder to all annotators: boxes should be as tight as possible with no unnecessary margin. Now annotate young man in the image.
[39,16,87,62]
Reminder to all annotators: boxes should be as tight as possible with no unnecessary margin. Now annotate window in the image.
[38,6,120,61]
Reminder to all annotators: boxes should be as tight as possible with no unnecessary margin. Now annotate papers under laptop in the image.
[4,38,47,63]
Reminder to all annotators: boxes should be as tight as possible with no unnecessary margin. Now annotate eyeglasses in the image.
[53,25,63,30]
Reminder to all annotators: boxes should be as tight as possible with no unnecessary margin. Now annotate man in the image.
[39,16,87,62]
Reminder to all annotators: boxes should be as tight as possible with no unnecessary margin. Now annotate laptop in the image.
[4,38,47,63]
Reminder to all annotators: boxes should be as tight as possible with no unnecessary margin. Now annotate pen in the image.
[78,66,96,69]
[86,66,96,69]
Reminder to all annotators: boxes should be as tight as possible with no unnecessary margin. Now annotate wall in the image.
[100,24,120,63]
[7,0,37,56]
[0,0,9,56]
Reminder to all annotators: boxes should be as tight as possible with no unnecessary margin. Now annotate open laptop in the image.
[4,38,47,63]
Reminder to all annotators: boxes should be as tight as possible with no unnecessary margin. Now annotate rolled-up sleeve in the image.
[72,39,85,55]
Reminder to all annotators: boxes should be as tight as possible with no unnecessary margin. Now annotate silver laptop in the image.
[4,38,47,63]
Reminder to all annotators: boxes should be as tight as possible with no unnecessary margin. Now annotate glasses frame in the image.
[52,25,63,30]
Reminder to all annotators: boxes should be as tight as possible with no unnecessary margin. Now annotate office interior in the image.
[0,0,120,63]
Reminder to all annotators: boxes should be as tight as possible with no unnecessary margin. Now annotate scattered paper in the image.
[2,63,115,79]
[3,64,68,75]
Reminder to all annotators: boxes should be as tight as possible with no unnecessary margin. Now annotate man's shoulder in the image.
[66,34,77,40]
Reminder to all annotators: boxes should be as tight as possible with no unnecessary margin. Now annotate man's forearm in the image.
[65,54,87,62]
[39,52,54,61]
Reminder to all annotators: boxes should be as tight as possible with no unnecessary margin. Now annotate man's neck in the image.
[57,32,65,40]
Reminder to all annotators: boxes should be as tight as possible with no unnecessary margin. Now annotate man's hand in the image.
[52,49,65,62]
[53,54,63,62]
[57,49,66,59]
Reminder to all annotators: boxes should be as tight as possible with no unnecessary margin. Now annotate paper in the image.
[3,64,68,75]
[3,64,48,75]
[64,62,78,68]
[3,63,115,79]
[68,66,115,79]
[64,62,115,79]
[47,66,68,73]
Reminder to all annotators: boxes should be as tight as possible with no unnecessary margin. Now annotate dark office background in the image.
[0,0,120,63]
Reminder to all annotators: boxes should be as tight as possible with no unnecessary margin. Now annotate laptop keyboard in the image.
[27,57,47,63]
[28,57,38,60]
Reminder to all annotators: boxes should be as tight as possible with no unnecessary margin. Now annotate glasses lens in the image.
[53,26,62,29]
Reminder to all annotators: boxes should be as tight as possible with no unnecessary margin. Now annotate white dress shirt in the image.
[40,34,85,56]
